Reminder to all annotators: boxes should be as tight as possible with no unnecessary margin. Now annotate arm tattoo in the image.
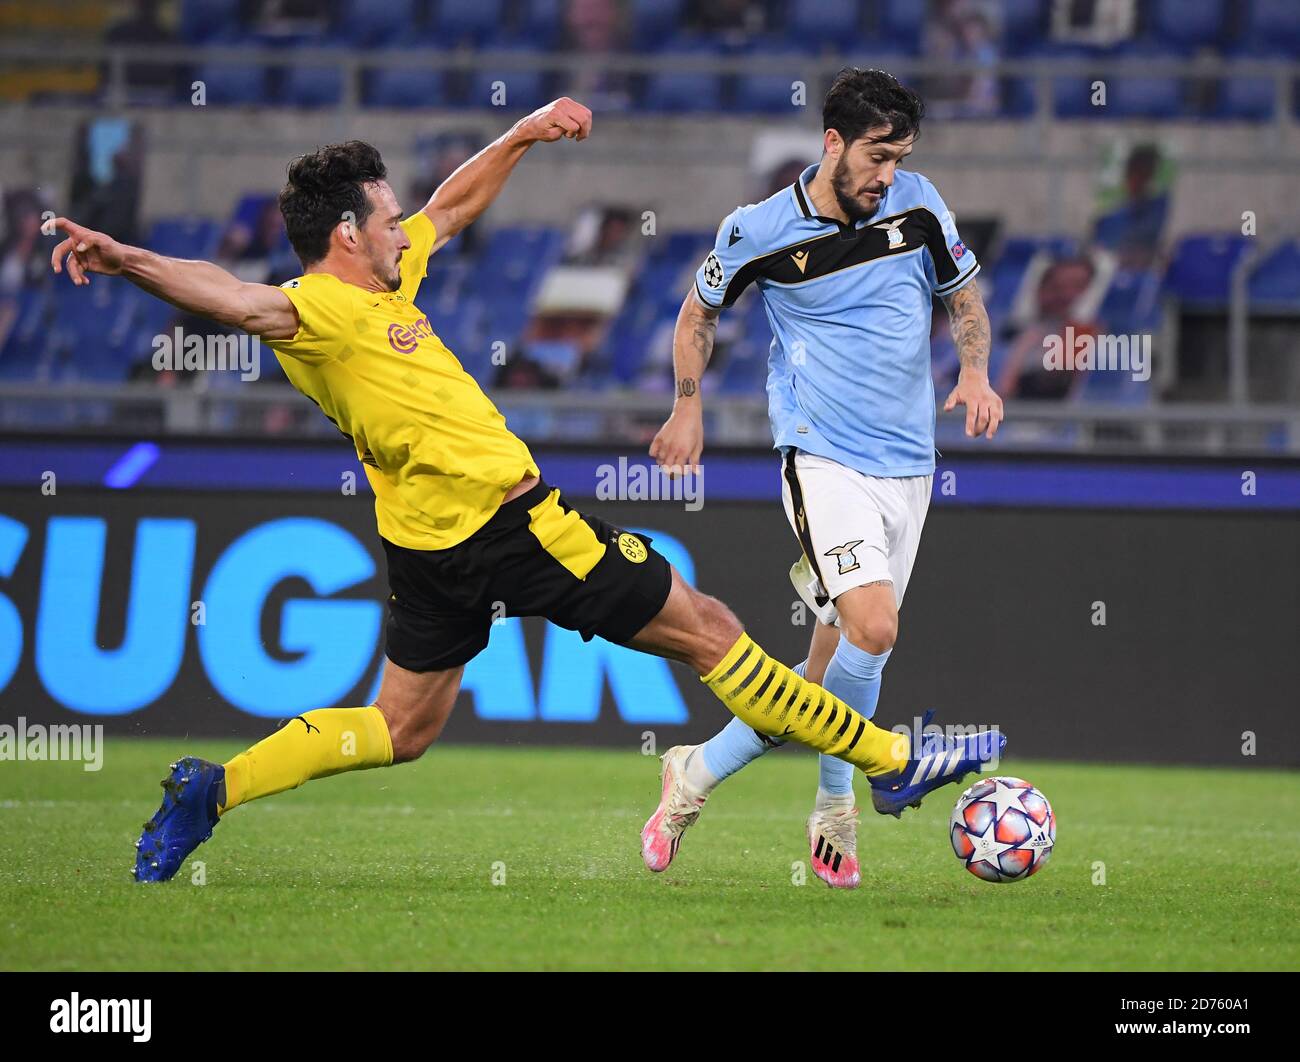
[943,280,991,377]
[689,308,718,366]
[677,377,697,398]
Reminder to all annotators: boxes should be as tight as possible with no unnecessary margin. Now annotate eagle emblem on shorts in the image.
[825,540,864,576]
[701,252,724,289]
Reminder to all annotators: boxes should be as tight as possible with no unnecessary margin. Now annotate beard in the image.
[831,155,886,223]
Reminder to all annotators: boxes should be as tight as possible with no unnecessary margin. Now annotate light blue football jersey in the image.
[695,165,979,477]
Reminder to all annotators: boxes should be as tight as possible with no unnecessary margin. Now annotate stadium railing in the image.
[0,382,1296,456]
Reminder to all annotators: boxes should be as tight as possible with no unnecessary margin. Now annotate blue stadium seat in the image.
[49,283,138,382]
[147,218,220,259]
[1151,0,1225,50]
[879,0,925,52]
[641,70,723,113]
[1163,234,1251,305]
[1247,240,1300,306]
[1099,268,1163,333]
[1105,74,1184,119]
[983,236,1080,319]
[470,227,564,348]
[1213,74,1278,119]
[785,0,860,51]
[336,0,417,48]
[0,289,53,379]
[518,0,563,50]
[179,0,242,44]
[193,63,270,106]
[1243,0,1300,54]
[1002,0,1047,57]
[280,64,345,108]
[633,0,685,42]
[734,48,817,114]
[467,45,548,110]
[432,0,505,47]
[363,68,446,108]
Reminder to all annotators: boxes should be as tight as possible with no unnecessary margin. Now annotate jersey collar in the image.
[792,163,885,235]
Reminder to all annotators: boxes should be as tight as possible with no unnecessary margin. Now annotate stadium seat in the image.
[467,44,549,111]
[363,68,446,108]
[147,218,220,259]
[179,0,242,44]
[1099,267,1163,333]
[641,69,724,113]
[1243,0,1300,55]
[336,0,417,48]
[193,63,270,106]
[0,289,53,379]
[1151,0,1225,50]
[785,0,860,52]
[1163,233,1252,305]
[517,0,563,50]
[1001,0,1047,57]
[1247,240,1300,306]
[879,0,925,53]
[432,0,506,47]
[1105,74,1185,119]
[280,63,345,108]
[1212,74,1278,120]
[733,48,818,114]
[632,0,686,42]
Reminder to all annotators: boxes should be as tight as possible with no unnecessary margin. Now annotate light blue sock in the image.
[817,636,892,797]
[698,659,806,784]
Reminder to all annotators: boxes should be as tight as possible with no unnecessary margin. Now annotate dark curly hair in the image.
[279,141,388,266]
[823,68,925,147]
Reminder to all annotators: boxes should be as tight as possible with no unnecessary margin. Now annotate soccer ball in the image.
[949,776,1055,883]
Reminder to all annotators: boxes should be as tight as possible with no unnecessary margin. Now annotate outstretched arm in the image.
[941,279,1003,439]
[649,288,720,474]
[422,97,592,253]
[48,217,299,340]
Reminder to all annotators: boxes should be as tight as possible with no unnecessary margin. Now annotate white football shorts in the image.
[780,449,933,627]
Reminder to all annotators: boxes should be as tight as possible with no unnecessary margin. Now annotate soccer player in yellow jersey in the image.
[49,98,1001,882]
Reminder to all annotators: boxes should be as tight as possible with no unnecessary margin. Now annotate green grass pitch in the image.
[1,739,1297,971]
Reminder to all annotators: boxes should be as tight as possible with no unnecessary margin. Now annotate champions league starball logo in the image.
[702,251,724,289]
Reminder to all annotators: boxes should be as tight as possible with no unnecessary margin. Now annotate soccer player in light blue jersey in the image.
[642,69,1005,887]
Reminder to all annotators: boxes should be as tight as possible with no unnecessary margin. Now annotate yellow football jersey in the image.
[268,212,539,549]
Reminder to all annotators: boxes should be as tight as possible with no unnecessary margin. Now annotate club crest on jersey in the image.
[702,252,724,289]
[825,539,865,576]
[874,219,906,249]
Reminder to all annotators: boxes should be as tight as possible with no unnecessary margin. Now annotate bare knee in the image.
[840,612,898,655]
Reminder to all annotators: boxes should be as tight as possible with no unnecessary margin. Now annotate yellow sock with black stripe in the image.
[218,706,394,815]
[700,633,907,777]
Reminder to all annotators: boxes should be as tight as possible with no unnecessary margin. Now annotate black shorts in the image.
[382,480,674,672]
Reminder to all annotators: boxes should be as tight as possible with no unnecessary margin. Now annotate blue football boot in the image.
[870,727,1006,818]
[133,757,223,882]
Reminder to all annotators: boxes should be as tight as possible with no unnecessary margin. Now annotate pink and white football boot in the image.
[806,805,861,889]
[640,745,707,872]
